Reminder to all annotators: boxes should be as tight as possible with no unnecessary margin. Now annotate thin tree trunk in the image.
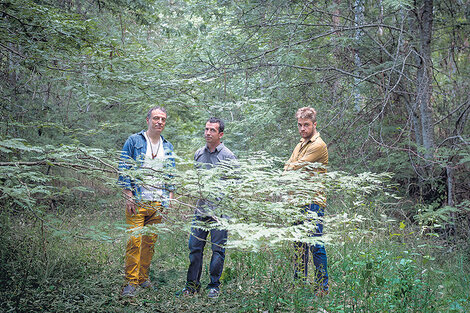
[404,92,423,146]
[353,0,364,112]
[446,164,456,239]
[446,165,454,207]
[331,0,342,99]
[415,0,435,162]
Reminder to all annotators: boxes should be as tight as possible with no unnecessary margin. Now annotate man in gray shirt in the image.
[177,117,236,299]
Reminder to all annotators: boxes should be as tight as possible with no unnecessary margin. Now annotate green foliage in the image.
[382,0,413,9]
[1,0,469,311]
[0,138,44,154]
[0,208,123,312]
[2,206,469,312]
[128,151,393,251]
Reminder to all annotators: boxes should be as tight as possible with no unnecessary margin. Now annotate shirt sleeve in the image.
[220,146,237,161]
[287,141,328,171]
[117,137,135,190]
[194,147,203,162]
[226,151,237,160]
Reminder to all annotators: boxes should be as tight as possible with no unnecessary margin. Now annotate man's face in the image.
[297,118,316,140]
[204,122,223,145]
[147,109,167,133]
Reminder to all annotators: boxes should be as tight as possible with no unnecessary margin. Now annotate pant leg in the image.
[125,201,161,285]
[139,202,162,284]
[294,241,309,280]
[311,243,328,290]
[208,228,228,289]
[186,226,209,291]
[125,206,146,285]
[309,203,328,290]
[293,203,327,283]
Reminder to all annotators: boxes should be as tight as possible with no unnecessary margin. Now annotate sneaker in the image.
[121,284,137,297]
[139,280,153,289]
[175,287,196,297]
[207,288,220,298]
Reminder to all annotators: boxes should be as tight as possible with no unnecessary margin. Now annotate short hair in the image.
[295,107,317,123]
[147,106,167,119]
[207,117,225,133]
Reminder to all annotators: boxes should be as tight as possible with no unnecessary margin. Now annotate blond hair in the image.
[295,107,317,123]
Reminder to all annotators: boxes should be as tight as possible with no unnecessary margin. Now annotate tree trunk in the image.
[353,0,364,112]
[415,0,435,162]
[403,92,423,146]
[331,0,342,100]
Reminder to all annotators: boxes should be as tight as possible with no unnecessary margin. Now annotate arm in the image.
[118,137,137,214]
[287,142,328,172]
[117,137,135,190]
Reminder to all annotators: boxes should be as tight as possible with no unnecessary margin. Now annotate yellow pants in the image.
[125,201,162,285]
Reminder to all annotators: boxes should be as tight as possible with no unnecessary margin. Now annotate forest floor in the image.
[1,197,469,313]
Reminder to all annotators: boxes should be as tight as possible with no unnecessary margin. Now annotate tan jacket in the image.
[284,132,328,206]
[284,132,328,173]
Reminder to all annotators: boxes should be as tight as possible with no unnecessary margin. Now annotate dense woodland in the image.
[1,0,469,312]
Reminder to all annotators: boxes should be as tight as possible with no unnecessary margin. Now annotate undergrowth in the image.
[0,204,469,312]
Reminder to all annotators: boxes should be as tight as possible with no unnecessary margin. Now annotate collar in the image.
[300,132,320,145]
[138,130,168,143]
[205,142,225,153]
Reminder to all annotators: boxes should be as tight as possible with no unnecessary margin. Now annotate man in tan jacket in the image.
[285,107,329,295]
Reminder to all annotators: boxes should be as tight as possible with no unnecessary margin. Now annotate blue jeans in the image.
[186,215,227,291]
[294,203,328,291]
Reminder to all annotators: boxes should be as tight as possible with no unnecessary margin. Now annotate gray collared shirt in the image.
[194,142,236,169]
[194,142,236,217]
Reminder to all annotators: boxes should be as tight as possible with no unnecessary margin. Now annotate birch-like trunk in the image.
[353,0,364,112]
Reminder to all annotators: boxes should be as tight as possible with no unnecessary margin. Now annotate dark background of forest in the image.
[1,0,469,312]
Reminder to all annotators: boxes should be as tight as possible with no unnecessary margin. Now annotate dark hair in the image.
[207,117,224,133]
[147,106,167,119]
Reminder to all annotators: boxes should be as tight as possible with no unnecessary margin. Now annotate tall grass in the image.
[1,201,469,312]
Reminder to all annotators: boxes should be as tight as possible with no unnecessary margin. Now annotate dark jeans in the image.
[294,203,328,291]
[186,215,227,291]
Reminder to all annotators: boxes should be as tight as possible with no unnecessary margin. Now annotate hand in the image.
[126,199,136,215]
[123,190,136,215]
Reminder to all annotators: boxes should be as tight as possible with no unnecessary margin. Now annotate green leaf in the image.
[0,138,43,153]
[399,221,406,229]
